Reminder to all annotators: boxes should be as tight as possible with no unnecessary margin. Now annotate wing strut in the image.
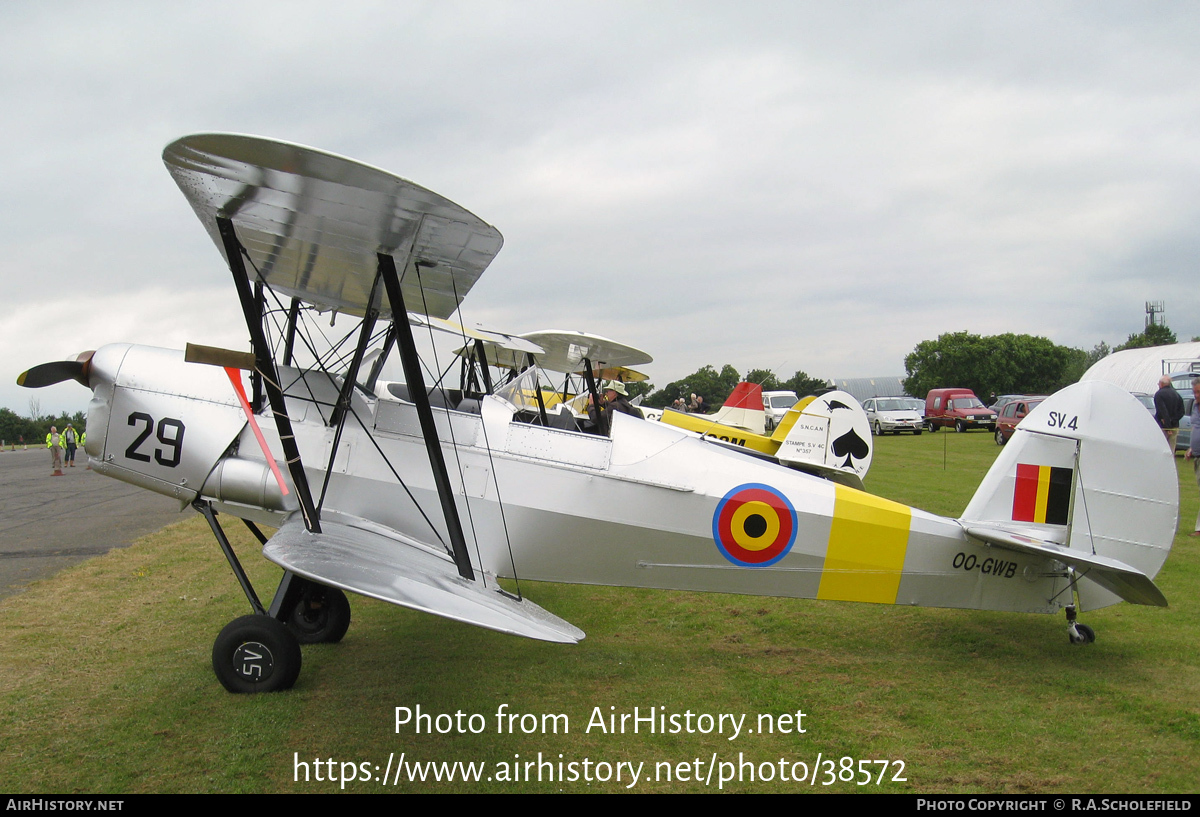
[281,297,301,367]
[474,339,493,394]
[217,216,322,534]
[378,252,476,582]
[528,353,549,425]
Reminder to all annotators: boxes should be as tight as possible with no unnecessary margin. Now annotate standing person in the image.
[46,426,63,475]
[62,424,79,467]
[1154,376,1185,451]
[1186,379,1200,537]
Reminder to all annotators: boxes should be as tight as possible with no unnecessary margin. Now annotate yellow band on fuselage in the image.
[817,485,912,604]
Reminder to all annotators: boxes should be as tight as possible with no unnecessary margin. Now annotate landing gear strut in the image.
[196,500,352,692]
[1065,604,1096,645]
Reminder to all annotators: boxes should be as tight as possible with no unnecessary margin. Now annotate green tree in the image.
[625,381,653,401]
[1114,323,1177,351]
[780,370,829,397]
[1062,341,1111,384]
[743,368,780,390]
[904,332,1076,399]
[645,364,741,409]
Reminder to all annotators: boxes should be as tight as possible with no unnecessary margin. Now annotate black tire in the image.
[212,615,302,693]
[287,585,352,644]
[914,429,922,436]
[1076,623,1096,644]
[873,422,883,436]
[928,423,939,432]
[955,419,966,433]
[995,429,1006,446]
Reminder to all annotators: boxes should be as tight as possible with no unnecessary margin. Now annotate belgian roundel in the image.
[712,483,798,567]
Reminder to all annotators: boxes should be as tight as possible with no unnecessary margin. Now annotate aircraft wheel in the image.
[1068,623,1096,645]
[955,420,966,433]
[995,429,1006,446]
[287,585,352,644]
[212,615,302,693]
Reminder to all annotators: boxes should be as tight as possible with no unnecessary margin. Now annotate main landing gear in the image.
[1065,604,1096,645]
[196,501,352,693]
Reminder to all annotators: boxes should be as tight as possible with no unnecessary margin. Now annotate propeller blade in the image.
[17,351,95,389]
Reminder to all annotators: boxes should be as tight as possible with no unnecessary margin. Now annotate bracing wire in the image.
[413,263,492,588]
[440,274,524,600]
[238,248,448,550]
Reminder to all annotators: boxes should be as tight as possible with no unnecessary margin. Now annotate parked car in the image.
[762,390,799,431]
[994,397,1046,445]
[903,396,927,425]
[863,397,924,435]
[924,388,997,432]
[990,394,1026,410]
[1178,397,1193,452]
[1131,392,1155,413]
[1167,372,1197,452]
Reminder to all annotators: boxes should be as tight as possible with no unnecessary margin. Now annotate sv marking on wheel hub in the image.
[712,483,797,567]
[233,641,275,682]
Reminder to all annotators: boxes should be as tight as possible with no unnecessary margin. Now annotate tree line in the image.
[639,366,829,409]
[633,321,1190,413]
[902,323,1186,401]
[0,407,86,446]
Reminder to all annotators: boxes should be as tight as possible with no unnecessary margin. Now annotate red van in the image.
[924,388,997,433]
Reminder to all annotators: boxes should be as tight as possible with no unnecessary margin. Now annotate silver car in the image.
[863,397,924,436]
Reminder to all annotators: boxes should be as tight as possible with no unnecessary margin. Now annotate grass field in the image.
[1,430,1197,793]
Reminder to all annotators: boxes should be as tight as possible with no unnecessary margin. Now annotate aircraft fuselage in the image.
[85,343,1070,617]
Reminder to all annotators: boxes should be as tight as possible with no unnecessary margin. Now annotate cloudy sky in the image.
[4,1,1199,415]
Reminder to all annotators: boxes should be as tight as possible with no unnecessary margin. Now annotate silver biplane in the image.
[20,134,1178,693]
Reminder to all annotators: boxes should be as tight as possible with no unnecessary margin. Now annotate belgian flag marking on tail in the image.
[1012,463,1073,525]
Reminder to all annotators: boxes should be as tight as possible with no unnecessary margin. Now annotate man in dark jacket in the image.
[1153,376,1185,451]
[587,381,643,436]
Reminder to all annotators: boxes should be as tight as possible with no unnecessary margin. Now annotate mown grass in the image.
[0,430,1197,793]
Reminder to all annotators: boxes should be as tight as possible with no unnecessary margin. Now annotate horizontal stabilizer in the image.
[263,518,585,643]
[965,524,1167,607]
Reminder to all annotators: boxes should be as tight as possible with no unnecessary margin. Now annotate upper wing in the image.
[163,133,503,320]
[518,330,653,373]
[262,515,584,643]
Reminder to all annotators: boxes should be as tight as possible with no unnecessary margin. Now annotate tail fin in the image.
[709,382,766,435]
[775,390,873,489]
[960,381,1177,609]
[770,395,817,442]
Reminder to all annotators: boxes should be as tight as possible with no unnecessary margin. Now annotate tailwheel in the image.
[1070,623,1096,644]
[1065,604,1096,645]
[212,615,302,693]
[287,584,352,644]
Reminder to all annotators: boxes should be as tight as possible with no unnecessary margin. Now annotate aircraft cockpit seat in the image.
[547,405,578,431]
